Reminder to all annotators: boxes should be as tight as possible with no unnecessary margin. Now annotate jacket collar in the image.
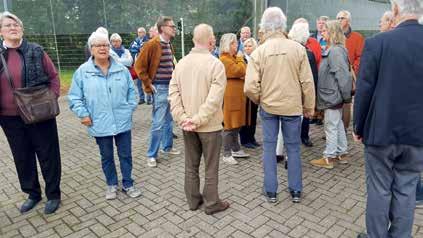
[396,19,419,28]
[86,57,123,75]
[190,47,210,54]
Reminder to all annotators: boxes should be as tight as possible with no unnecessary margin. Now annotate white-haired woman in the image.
[310,20,352,169]
[0,11,61,214]
[288,22,319,148]
[239,38,260,149]
[109,33,133,67]
[219,33,249,165]
[68,31,141,200]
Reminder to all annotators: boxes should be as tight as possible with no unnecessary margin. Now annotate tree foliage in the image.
[12,0,253,35]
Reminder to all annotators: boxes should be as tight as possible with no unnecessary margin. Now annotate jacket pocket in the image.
[318,88,342,107]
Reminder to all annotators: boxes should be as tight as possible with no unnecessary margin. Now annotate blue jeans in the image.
[146,84,174,158]
[136,79,151,102]
[95,130,133,188]
[417,174,423,201]
[260,109,302,193]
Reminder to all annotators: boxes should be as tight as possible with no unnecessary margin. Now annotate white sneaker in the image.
[147,157,157,167]
[160,148,181,155]
[105,185,117,200]
[223,156,238,165]
[232,150,250,158]
[123,186,142,198]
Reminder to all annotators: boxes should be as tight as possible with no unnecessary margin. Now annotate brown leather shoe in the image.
[205,201,230,215]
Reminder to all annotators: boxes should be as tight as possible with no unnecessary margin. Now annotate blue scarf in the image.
[112,46,125,57]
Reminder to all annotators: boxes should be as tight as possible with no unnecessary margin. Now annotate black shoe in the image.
[302,138,313,147]
[242,143,256,149]
[251,141,261,147]
[20,198,41,213]
[357,233,367,238]
[290,191,301,203]
[264,192,278,203]
[138,100,145,105]
[44,199,60,214]
[285,161,288,170]
[276,155,285,164]
[172,133,178,139]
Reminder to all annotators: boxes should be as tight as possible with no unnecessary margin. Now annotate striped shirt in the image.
[154,41,174,84]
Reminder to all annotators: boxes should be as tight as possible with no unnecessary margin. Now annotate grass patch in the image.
[59,69,75,95]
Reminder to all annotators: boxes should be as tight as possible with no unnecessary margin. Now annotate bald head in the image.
[193,24,214,47]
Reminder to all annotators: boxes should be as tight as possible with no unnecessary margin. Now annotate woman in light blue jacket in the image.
[68,31,141,200]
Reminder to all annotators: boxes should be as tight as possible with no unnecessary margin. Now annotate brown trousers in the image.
[183,130,222,210]
[342,103,352,130]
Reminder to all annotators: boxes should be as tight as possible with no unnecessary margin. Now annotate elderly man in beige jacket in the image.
[169,24,229,215]
[244,7,315,204]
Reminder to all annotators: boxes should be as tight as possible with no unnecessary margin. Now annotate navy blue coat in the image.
[353,20,423,146]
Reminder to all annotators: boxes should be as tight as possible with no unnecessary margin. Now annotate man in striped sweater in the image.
[135,16,180,167]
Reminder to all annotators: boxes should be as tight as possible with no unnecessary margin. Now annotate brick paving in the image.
[1,98,423,238]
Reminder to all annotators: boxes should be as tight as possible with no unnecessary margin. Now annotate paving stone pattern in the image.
[1,98,423,238]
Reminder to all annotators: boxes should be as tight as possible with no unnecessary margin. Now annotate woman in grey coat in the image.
[310,20,352,169]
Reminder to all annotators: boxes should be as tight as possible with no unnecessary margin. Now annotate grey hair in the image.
[88,31,110,50]
[317,16,329,21]
[137,27,146,33]
[110,33,122,42]
[288,22,310,45]
[243,38,258,50]
[0,11,23,30]
[337,10,352,21]
[391,0,423,16]
[260,7,287,33]
[219,33,237,54]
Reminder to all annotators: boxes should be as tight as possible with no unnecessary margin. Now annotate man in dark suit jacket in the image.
[353,1,423,238]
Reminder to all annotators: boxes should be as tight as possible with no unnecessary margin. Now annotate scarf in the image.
[112,46,125,57]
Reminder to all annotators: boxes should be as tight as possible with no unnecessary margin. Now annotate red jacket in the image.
[345,31,365,75]
[306,37,322,68]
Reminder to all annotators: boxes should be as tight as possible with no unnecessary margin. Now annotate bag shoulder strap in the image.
[0,53,15,89]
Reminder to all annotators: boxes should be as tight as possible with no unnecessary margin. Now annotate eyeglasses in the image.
[92,44,110,48]
[336,17,347,20]
[165,25,177,29]
[2,23,21,29]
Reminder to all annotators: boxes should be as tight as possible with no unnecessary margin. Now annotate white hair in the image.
[110,33,122,42]
[337,10,352,22]
[219,33,237,54]
[260,7,287,32]
[391,0,423,16]
[288,23,310,45]
[88,31,110,50]
[0,11,23,29]
[137,27,146,33]
[95,26,108,37]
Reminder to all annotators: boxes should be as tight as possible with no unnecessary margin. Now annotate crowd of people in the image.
[0,0,423,237]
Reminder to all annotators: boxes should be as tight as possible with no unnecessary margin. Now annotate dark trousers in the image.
[183,130,221,209]
[365,145,423,238]
[95,130,134,189]
[239,100,258,145]
[0,116,61,200]
[300,117,310,141]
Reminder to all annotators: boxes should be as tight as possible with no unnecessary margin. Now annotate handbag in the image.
[0,52,60,124]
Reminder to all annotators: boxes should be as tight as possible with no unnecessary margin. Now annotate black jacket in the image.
[353,20,423,146]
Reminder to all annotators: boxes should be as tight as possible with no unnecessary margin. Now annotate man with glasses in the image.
[336,10,364,131]
[135,16,180,168]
